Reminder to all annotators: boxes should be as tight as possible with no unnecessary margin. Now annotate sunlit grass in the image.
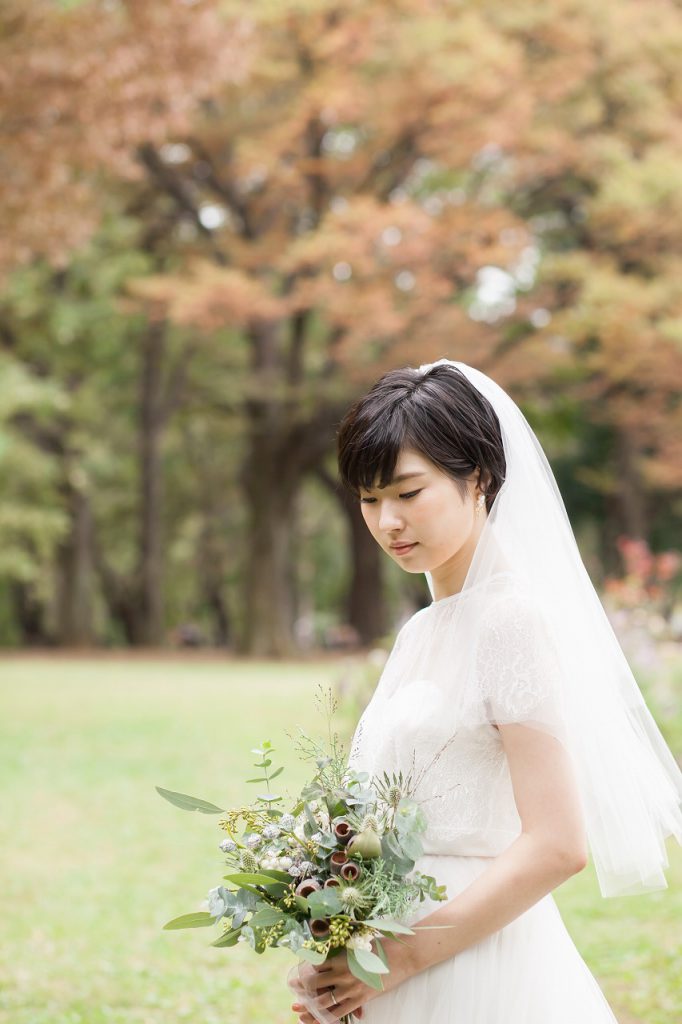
[0,656,679,1024]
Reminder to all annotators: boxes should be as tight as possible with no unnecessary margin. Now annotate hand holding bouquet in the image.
[156,688,449,1023]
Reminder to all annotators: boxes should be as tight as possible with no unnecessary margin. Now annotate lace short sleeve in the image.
[475,593,568,740]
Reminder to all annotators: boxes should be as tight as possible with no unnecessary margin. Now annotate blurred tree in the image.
[1,0,681,652]
[126,1,537,652]
[485,1,682,546]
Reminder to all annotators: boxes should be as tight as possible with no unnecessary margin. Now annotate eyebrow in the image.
[368,471,427,490]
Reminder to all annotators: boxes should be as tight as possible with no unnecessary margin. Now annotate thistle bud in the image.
[240,849,259,872]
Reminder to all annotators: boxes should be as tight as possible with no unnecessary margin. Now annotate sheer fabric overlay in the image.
[352,360,682,898]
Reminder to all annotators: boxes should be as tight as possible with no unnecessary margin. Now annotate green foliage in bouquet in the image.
[156,685,448,998]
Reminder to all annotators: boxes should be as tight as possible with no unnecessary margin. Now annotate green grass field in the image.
[1,657,680,1024]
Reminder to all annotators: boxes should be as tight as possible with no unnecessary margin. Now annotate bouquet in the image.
[156,688,449,1023]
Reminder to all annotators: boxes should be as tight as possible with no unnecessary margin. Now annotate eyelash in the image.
[360,489,422,504]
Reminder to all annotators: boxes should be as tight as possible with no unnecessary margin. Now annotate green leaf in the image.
[354,948,390,975]
[155,786,224,814]
[245,777,268,783]
[211,926,242,947]
[363,918,415,935]
[373,938,388,968]
[347,949,384,991]
[249,906,285,927]
[269,766,284,780]
[162,912,215,930]
[254,868,293,882]
[297,946,327,965]
[306,888,342,920]
[224,872,288,887]
[255,758,272,768]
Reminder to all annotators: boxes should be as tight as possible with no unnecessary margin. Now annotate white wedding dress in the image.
[347,573,621,1023]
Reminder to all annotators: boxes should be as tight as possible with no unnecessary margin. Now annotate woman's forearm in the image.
[391,834,586,978]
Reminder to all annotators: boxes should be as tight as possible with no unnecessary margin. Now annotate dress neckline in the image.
[428,570,515,608]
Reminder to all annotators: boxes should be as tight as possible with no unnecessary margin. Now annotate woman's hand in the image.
[290,942,412,1023]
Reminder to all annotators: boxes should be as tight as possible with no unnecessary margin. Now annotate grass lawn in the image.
[1,656,680,1024]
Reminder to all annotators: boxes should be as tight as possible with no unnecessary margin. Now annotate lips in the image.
[390,542,417,552]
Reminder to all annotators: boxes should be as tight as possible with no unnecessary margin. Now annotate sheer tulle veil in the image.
[415,358,682,898]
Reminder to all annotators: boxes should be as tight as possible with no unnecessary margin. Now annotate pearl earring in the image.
[475,494,486,515]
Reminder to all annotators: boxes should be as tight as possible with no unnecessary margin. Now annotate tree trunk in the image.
[240,442,298,656]
[10,581,52,646]
[615,430,648,541]
[55,483,94,645]
[137,320,166,645]
[316,469,387,645]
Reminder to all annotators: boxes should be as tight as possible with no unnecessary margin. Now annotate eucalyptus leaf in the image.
[347,949,384,991]
[249,906,285,927]
[224,872,287,887]
[155,786,224,814]
[297,946,327,966]
[306,888,342,920]
[354,947,390,975]
[211,926,242,947]
[363,918,415,935]
[162,912,215,930]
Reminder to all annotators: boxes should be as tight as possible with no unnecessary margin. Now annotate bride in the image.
[291,359,682,1023]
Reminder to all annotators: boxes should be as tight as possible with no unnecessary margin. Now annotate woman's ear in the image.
[475,467,491,496]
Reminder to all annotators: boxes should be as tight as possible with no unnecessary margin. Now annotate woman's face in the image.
[358,447,485,579]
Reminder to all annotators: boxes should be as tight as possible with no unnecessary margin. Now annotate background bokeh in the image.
[1,2,681,1022]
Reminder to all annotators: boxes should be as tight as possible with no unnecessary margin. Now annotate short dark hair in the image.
[336,363,506,513]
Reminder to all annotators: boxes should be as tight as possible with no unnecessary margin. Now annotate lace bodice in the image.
[348,574,565,857]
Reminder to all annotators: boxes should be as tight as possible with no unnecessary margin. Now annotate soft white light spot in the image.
[530,308,551,328]
[471,142,503,171]
[448,187,467,205]
[199,204,227,230]
[469,265,517,322]
[395,270,416,292]
[330,196,348,214]
[381,226,402,246]
[423,195,443,216]
[333,262,352,282]
[322,129,357,157]
[161,143,191,164]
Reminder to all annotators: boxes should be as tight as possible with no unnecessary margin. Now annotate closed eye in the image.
[360,489,422,504]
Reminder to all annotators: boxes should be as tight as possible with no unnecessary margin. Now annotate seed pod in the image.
[295,878,322,898]
[333,821,355,846]
[329,851,348,876]
[310,918,331,940]
[340,860,361,882]
[346,828,382,859]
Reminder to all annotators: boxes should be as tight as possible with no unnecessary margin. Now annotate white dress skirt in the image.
[359,851,619,1023]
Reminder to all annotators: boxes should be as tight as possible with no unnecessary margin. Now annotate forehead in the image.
[367,448,433,490]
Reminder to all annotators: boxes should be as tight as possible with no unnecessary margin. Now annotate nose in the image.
[378,500,404,533]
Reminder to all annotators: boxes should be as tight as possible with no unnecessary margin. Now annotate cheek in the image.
[420,492,469,541]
